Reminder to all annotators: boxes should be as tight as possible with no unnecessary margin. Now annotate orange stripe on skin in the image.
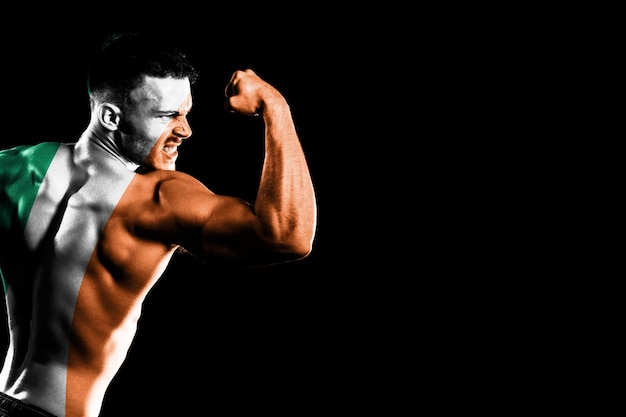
[66,174,177,417]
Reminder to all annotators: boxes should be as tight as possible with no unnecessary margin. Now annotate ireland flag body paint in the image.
[0,139,174,417]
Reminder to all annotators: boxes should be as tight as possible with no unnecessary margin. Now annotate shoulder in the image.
[0,142,62,159]
[0,142,66,232]
[138,169,207,188]
[0,142,64,183]
[1,141,62,163]
[117,170,216,241]
[133,169,214,204]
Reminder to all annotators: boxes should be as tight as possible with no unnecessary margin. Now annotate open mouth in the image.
[163,145,178,156]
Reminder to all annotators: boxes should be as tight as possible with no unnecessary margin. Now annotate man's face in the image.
[118,76,193,171]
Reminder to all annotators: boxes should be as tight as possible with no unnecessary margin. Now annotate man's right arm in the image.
[141,70,317,267]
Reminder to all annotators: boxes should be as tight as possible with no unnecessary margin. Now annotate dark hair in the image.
[87,32,199,107]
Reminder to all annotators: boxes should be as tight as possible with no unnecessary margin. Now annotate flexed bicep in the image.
[157,173,296,267]
[187,194,301,266]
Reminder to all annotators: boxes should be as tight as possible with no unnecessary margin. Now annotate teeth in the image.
[163,146,177,155]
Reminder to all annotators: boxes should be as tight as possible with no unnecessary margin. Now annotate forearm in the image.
[255,99,317,257]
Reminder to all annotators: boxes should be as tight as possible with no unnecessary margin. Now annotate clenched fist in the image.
[224,69,286,117]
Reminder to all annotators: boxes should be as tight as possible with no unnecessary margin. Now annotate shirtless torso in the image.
[0,140,186,416]
[1,66,316,417]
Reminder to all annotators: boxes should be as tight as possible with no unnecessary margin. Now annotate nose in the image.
[173,116,192,139]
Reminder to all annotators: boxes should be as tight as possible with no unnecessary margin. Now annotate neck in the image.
[78,127,140,172]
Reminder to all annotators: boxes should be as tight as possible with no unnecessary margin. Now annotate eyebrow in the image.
[155,109,179,115]
[154,108,191,116]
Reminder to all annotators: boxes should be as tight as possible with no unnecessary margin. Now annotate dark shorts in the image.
[0,392,57,417]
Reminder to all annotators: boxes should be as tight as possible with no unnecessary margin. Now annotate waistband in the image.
[0,392,57,417]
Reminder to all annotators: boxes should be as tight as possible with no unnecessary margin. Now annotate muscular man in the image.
[0,32,317,417]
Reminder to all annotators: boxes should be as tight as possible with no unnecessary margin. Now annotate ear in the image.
[97,103,123,131]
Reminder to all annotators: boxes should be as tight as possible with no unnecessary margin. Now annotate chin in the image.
[145,158,176,171]
[162,162,177,171]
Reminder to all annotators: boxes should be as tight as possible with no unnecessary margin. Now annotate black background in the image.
[0,17,390,415]
[0,8,563,415]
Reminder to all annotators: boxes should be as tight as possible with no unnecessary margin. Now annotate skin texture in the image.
[0,69,316,417]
